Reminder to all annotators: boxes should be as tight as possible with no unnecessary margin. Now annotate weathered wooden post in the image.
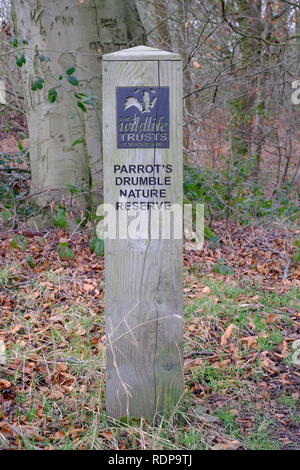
[102,46,183,419]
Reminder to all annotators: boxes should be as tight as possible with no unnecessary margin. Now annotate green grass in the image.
[0,263,21,287]
[177,429,207,450]
[184,280,299,321]
[189,362,243,393]
[245,420,281,450]
[278,394,299,409]
[1,253,299,450]
[215,408,239,434]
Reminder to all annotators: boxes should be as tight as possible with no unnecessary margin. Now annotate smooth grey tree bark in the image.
[12,0,145,218]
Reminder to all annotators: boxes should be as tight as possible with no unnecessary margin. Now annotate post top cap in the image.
[103,45,181,61]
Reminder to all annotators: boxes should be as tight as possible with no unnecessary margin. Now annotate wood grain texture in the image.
[103,46,183,419]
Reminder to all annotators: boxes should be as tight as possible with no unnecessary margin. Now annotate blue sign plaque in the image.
[116,86,169,149]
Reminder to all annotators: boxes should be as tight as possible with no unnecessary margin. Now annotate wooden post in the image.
[102,46,183,419]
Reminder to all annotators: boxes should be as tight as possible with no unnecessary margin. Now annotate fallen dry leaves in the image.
[220,324,236,346]
[0,223,299,449]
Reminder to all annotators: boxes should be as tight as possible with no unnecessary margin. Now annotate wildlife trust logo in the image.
[124,89,157,114]
[116,86,169,149]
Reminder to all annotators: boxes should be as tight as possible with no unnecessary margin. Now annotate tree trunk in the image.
[143,0,193,152]
[12,0,145,218]
[230,0,263,166]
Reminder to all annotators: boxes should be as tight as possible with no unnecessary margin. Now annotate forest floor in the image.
[0,221,299,450]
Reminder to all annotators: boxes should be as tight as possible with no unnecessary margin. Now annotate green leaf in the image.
[48,88,58,103]
[83,98,96,107]
[292,248,300,264]
[67,75,79,86]
[38,55,50,63]
[213,260,234,275]
[74,92,88,99]
[204,225,216,240]
[71,138,84,147]
[53,208,68,229]
[89,237,97,251]
[57,242,75,259]
[31,77,44,91]
[10,235,26,250]
[89,237,104,256]
[66,184,80,194]
[77,101,87,112]
[1,210,13,222]
[66,67,75,75]
[26,255,36,268]
[94,239,104,256]
[15,53,26,67]
[11,38,18,48]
